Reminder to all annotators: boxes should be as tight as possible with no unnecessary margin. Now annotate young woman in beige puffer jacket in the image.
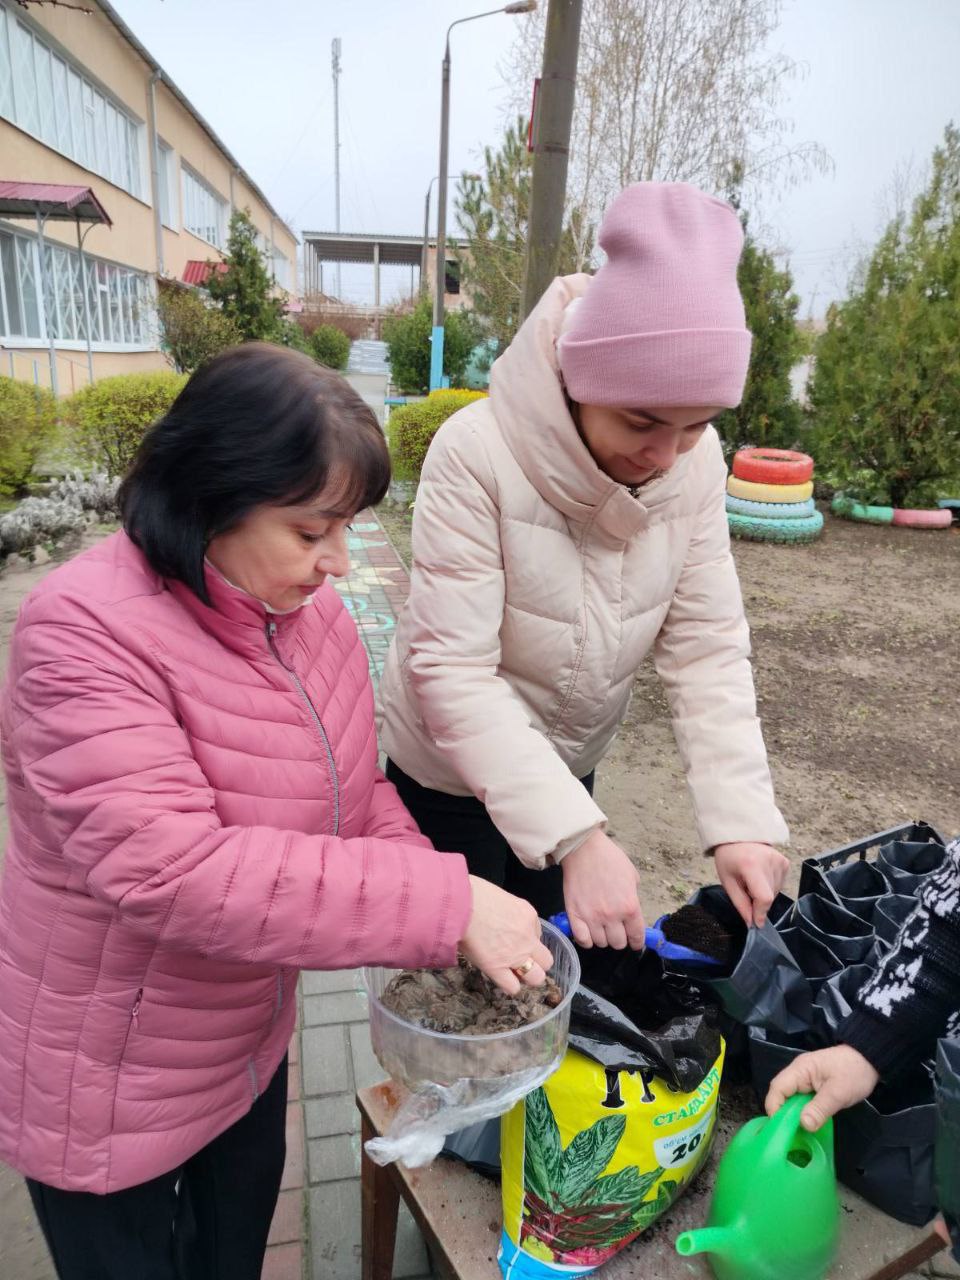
[379,182,790,963]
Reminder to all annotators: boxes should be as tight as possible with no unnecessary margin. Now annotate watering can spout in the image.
[675,1226,734,1259]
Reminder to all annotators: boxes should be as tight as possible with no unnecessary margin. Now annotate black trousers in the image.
[386,758,595,920]
[26,1055,287,1280]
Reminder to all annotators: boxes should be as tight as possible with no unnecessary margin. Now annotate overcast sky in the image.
[110,0,960,316]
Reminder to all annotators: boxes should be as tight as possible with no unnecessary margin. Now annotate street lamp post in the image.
[430,1,536,391]
[422,172,480,299]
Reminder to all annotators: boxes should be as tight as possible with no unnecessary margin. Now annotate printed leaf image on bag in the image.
[499,1040,725,1278]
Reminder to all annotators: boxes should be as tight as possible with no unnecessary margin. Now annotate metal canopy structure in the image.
[301,230,464,307]
[0,181,112,392]
[182,259,228,287]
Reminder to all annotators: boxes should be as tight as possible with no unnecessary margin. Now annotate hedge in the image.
[0,377,59,495]
[389,389,487,483]
[65,370,187,475]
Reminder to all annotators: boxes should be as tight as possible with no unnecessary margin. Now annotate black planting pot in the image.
[746,1025,815,1107]
[791,893,875,965]
[777,925,844,996]
[824,858,890,921]
[834,1079,937,1226]
[811,963,876,1043]
[877,840,947,896]
[873,893,918,947]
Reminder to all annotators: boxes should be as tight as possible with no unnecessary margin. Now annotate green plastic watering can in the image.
[675,1094,840,1280]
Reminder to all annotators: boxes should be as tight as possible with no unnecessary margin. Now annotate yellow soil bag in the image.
[499,1040,725,1278]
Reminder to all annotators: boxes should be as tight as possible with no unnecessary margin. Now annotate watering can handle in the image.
[758,1093,819,1167]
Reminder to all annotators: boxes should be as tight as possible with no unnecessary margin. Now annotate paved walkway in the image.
[280,512,428,1280]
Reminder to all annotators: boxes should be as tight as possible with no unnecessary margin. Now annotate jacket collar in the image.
[166,554,307,661]
[488,274,700,542]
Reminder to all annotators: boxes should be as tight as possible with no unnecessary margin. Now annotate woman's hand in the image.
[714,841,789,927]
[765,1045,880,1131]
[561,830,646,949]
[459,876,554,994]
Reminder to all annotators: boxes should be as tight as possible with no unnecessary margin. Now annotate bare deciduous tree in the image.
[504,0,829,259]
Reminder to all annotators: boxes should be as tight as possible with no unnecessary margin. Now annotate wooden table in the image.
[357,1082,947,1280]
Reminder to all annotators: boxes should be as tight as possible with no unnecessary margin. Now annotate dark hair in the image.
[119,342,390,602]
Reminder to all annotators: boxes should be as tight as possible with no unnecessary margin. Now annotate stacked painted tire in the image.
[726,448,823,544]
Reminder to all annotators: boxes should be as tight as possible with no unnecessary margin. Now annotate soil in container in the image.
[381,957,563,1034]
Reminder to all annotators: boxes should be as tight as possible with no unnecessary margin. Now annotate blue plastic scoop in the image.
[549,911,724,969]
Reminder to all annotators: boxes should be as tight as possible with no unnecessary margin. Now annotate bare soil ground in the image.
[377,504,960,919]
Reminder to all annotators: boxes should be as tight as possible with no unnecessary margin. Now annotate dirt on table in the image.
[381,958,563,1034]
[378,505,960,922]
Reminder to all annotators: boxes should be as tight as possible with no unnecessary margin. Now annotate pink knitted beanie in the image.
[557,183,752,408]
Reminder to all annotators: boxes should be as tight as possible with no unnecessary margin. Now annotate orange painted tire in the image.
[733,447,814,485]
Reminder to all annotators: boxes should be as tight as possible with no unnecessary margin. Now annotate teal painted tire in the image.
[725,495,817,520]
[727,510,824,543]
[831,494,895,524]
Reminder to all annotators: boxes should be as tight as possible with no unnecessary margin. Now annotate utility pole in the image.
[520,0,582,321]
[331,37,342,300]
[430,38,452,391]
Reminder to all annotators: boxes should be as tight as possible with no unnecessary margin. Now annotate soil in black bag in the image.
[660,904,739,967]
[574,944,721,1034]
[380,958,562,1034]
[566,947,721,1093]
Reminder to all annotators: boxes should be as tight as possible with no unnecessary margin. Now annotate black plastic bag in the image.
[574,940,719,1032]
[687,885,812,1038]
[935,1039,960,1259]
[877,840,948,895]
[567,983,720,1093]
[439,1116,503,1178]
[790,893,875,965]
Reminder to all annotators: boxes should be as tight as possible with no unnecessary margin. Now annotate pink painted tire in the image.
[891,508,953,529]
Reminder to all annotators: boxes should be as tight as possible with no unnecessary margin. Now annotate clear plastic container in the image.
[363,920,580,1089]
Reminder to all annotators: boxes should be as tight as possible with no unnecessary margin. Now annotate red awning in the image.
[182,259,228,286]
[0,181,111,226]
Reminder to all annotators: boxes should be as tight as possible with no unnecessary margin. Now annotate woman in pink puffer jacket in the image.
[0,344,551,1280]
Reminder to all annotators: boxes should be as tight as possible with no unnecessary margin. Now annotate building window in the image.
[182,167,227,249]
[272,248,290,290]
[0,2,145,200]
[0,226,152,346]
[444,259,461,296]
[157,140,178,229]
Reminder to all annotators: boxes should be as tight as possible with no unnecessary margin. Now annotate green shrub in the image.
[713,224,804,455]
[809,125,960,507]
[0,377,59,495]
[270,317,310,355]
[65,370,187,475]
[388,390,486,482]
[309,324,351,371]
[382,298,482,394]
[156,280,239,373]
